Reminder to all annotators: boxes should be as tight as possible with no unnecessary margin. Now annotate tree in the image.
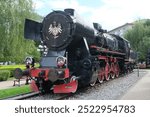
[0,0,41,63]
[124,19,150,61]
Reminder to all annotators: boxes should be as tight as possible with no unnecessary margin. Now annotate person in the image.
[25,57,35,68]
[24,57,35,84]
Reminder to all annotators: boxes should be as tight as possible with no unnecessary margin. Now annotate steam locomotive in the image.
[14,9,135,93]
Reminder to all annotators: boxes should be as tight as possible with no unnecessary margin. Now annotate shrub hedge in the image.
[0,64,39,80]
[0,65,26,77]
[0,70,10,81]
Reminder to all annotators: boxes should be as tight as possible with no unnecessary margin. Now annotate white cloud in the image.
[93,0,150,30]
[32,0,45,9]
[32,0,150,30]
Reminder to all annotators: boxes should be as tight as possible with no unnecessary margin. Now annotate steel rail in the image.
[3,91,40,100]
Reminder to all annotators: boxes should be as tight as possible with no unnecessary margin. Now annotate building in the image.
[108,23,133,37]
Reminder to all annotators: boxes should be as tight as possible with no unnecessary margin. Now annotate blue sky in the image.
[32,0,150,30]
[33,0,103,16]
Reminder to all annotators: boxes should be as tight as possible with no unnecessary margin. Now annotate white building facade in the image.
[108,23,133,37]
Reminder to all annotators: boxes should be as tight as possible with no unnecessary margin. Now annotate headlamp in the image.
[56,56,66,67]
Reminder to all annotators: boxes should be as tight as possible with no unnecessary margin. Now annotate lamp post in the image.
[137,52,139,77]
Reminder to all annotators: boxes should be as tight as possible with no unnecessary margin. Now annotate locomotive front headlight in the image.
[56,56,66,68]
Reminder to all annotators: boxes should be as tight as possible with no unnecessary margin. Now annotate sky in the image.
[32,0,150,30]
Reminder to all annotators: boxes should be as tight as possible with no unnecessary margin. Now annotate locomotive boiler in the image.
[14,9,133,94]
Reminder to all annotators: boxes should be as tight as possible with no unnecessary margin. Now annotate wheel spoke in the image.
[115,63,119,78]
[105,63,110,81]
[110,72,115,79]
[98,67,104,83]
[105,73,110,81]
[110,63,115,79]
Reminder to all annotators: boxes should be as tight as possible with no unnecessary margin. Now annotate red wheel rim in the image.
[105,63,110,81]
[115,63,119,77]
[110,63,115,79]
[110,72,115,79]
[98,67,105,83]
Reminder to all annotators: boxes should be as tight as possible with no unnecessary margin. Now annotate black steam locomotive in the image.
[14,9,134,93]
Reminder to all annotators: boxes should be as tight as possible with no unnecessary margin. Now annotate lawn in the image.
[0,85,31,99]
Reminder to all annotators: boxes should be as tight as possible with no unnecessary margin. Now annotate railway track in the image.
[3,92,40,100]
[2,90,74,100]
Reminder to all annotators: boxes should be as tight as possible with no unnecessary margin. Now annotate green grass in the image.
[0,85,32,99]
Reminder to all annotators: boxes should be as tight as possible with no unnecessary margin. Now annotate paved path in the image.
[0,79,26,90]
[120,69,150,100]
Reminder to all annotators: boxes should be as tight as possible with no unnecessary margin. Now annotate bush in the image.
[0,64,39,78]
[0,70,10,81]
[0,68,19,77]
[0,65,26,77]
